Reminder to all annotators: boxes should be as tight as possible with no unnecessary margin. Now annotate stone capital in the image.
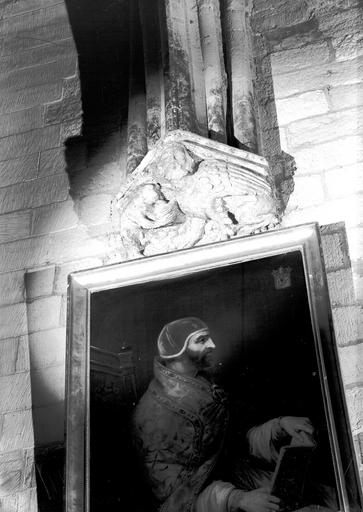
[113,130,280,259]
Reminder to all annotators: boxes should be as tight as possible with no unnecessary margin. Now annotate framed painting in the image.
[65,223,362,512]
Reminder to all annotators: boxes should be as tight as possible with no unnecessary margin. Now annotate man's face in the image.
[186,331,216,369]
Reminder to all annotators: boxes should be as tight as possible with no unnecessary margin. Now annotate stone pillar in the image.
[198,0,227,142]
[126,0,147,174]
[139,0,166,149]
[134,0,262,152]
[221,0,258,152]
[162,0,208,135]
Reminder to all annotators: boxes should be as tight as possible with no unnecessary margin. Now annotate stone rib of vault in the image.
[112,130,280,259]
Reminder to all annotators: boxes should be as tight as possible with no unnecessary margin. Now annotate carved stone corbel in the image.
[112,130,280,259]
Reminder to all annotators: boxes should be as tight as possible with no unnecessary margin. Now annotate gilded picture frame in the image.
[65,222,362,512]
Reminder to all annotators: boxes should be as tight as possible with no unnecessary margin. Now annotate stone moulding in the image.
[112,130,280,259]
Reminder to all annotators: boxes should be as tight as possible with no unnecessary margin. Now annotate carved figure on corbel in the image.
[112,130,280,259]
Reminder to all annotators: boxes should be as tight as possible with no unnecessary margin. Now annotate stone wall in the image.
[0,0,128,508]
[252,0,363,479]
[0,0,362,509]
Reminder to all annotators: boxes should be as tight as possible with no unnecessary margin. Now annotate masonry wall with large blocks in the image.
[251,0,363,478]
[0,0,362,509]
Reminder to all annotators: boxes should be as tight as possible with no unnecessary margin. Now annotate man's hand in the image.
[279,416,315,445]
[228,487,280,512]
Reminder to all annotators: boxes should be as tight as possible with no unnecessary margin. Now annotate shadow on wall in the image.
[63,0,130,231]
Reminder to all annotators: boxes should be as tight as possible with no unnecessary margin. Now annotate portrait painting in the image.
[65,223,362,512]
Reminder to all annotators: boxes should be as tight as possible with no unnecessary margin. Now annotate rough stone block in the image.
[0,38,75,74]
[327,269,356,306]
[252,0,315,31]
[31,201,78,235]
[46,227,107,263]
[273,57,363,99]
[32,402,64,445]
[0,492,18,511]
[0,227,106,273]
[0,337,30,376]
[338,342,363,386]
[328,83,363,111]
[294,136,363,173]
[60,117,82,139]
[345,386,363,433]
[0,211,31,244]
[0,450,22,473]
[273,31,323,52]
[0,238,48,274]
[332,305,362,346]
[257,124,281,159]
[17,487,38,512]
[38,147,66,178]
[1,0,61,16]
[0,487,37,512]
[0,125,60,161]
[271,42,330,76]
[53,257,103,294]
[253,0,352,15]
[288,174,325,208]
[0,174,69,215]
[0,303,27,340]
[275,90,329,126]
[0,83,62,115]
[321,232,350,271]
[286,107,363,149]
[24,267,55,300]
[0,409,34,452]
[0,2,68,32]
[0,373,31,414]
[0,271,25,307]
[0,107,43,138]
[0,20,72,56]
[283,196,363,230]
[0,470,22,497]
[0,57,76,93]
[333,31,363,62]
[319,6,362,37]
[325,165,363,199]
[0,153,39,188]
[63,75,81,98]
[22,448,36,488]
[27,295,62,333]
[29,327,66,370]
[45,94,82,125]
[31,364,65,407]
[0,448,35,497]
[355,432,363,466]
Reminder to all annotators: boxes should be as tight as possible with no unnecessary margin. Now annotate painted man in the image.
[132,317,321,512]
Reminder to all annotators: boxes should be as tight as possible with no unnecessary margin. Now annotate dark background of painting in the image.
[89,250,336,511]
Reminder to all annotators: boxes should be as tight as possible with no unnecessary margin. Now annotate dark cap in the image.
[157,317,209,359]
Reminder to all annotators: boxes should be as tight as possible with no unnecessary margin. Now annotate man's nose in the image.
[206,337,216,349]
